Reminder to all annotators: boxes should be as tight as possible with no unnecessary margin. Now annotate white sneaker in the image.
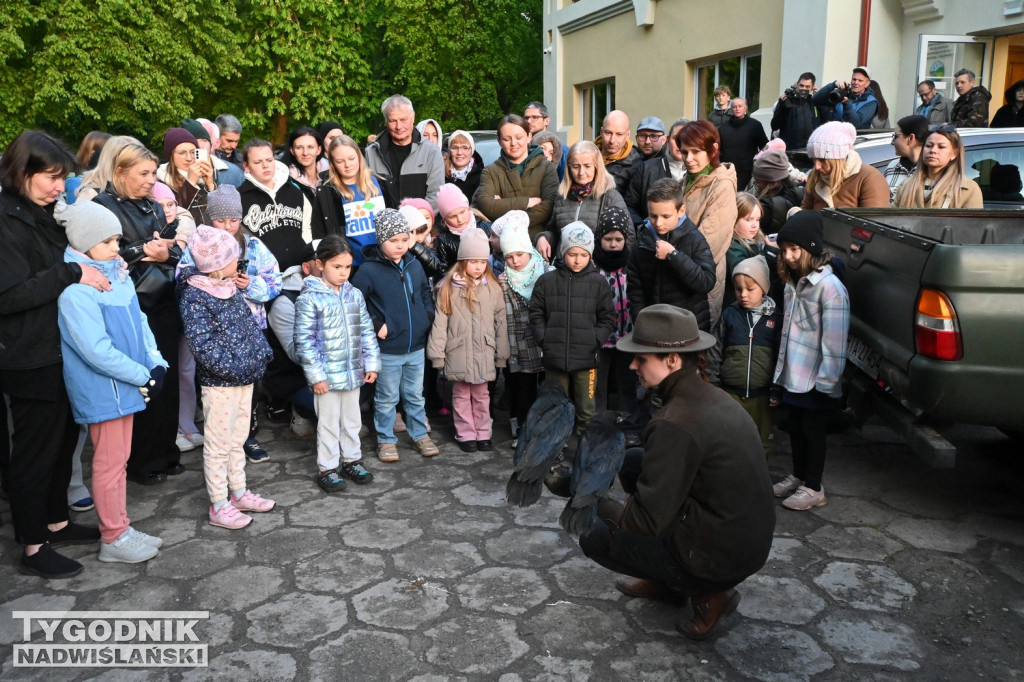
[98,530,159,563]
[291,414,314,437]
[782,485,828,511]
[127,526,163,549]
[186,432,204,447]
[772,474,804,498]
[175,431,198,452]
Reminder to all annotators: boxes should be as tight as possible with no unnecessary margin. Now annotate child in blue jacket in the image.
[56,202,167,564]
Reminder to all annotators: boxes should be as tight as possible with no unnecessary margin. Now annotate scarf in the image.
[684,165,712,193]
[593,244,629,272]
[445,211,477,238]
[669,159,687,182]
[595,137,634,164]
[188,274,236,299]
[503,250,547,302]
[567,182,593,202]
[451,158,474,182]
[745,296,776,321]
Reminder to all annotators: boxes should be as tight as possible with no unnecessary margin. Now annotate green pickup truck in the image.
[821,208,1024,464]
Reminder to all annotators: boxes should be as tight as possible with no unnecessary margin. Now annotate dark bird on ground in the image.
[506,382,575,507]
[559,411,626,535]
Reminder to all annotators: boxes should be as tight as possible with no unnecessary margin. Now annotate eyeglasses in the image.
[928,124,956,133]
[637,133,664,141]
[450,145,472,152]
[523,115,546,121]
[891,131,902,141]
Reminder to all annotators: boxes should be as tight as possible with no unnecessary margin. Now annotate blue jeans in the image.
[374,350,428,444]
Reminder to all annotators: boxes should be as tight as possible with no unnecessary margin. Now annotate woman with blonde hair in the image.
[75,135,138,203]
[800,121,889,211]
[893,126,982,209]
[548,140,630,249]
[444,130,484,201]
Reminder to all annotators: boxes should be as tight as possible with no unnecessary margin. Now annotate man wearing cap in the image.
[812,67,878,130]
[579,304,775,640]
[718,98,769,191]
[635,117,667,161]
[624,118,688,226]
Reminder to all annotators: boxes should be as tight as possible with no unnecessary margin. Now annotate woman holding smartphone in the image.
[159,127,217,225]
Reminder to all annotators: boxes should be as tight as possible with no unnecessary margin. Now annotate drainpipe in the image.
[858,0,871,66]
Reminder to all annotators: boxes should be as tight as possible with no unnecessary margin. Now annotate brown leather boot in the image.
[615,577,689,603]
[677,589,740,640]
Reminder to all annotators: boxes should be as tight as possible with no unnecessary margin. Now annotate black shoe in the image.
[20,544,83,579]
[316,469,348,494]
[166,463,186,476]
[457,440,478,453]
[543,464,572,498]
[46,521,101,548]
[476,440,493,451]
[624,431,642,448]
[244,438,270,463]
[265,400,291,424]
[128,470,167,486]
[339,460,374,484]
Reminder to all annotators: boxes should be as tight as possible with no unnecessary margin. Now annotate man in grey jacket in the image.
[365,95,444,210]
[915,80,953,125]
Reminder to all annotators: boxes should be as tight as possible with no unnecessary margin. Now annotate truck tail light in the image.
[915,289,962,361]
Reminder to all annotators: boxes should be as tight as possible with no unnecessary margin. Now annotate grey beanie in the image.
[559,221,595,258]
[752,149,790,183]
[375,208,411,243]
[207,184,243,221]
[56,201,122,254]
[733,255,771,295]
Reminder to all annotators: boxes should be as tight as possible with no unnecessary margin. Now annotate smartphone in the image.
[236,259,249,274]
[192,148,210,164]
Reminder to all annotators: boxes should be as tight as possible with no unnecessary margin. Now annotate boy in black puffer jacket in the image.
[529,222,616,436]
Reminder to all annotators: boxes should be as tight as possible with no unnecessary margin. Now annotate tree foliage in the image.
[0,0,543,149]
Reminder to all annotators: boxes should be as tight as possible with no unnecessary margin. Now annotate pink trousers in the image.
[452,381,491,442]
[89,415,134,544]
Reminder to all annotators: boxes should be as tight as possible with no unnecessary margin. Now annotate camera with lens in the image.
[785,86,813,101]
[826,86,854,106]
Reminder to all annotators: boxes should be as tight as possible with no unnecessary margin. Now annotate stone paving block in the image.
[248,477,317,507]
[610,641,731,681]
[161,488,214,519]
[342,517,424,549]
[308,629,421,681]
[190,565,284,611]
[133,516,199,549]
[125,498,160,524]
[146,539,238,580]
[762,537,821,570]
[181,649,296,681]
[716,622,834,681]
[287,495,370,526]
[243,527,330,564]
[90,578,184,612]
[551,556,621,601]
[484,528,575,567]
[374,487,450,516]
[991,545,1024,584]
[294,547,385,593]
[884,518,978,554]
[813,561,916,612]
[202,612,235,648]
[458,567,550,615]
[623,594,689,637]
[452,481,507,507]
[247,592,347,647]
[524,602,632,654]
[0,655,54,682]
[889,552,989,598]
[816,611,925,671]
[81,669,171,681]
[737,574,826,625]
[424,614,528,674]
[962,512,1024,547]
[391,539,483,580]
[409,675,468,682]
[406,462,473,489]
[810,497,897,528]
[528,654,595,680]
[352,577,450,630]
[0,593,76,645]
[510,497,565,529]
[44,560,140,593]
[878,487,966,520]
[806,525,905,561]
[431,508,506,538]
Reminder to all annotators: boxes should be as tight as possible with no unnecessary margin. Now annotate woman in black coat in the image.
[93,141,183,486]
[444,130,484,202]
[0,131,109,578]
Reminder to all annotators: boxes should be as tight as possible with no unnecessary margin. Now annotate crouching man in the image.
[580,304,776,639]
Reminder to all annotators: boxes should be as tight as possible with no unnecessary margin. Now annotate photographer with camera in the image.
[812,66,878,131]
[770,72,820,149]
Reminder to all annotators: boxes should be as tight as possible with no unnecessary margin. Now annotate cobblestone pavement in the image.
[1,414,1022,680]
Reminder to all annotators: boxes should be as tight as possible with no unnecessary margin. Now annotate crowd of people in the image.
[0,74,994,637]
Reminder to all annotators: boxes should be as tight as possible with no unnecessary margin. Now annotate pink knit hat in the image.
[436,183,469,219]
[399,197,433,216]
[806,121,856,160]
[152,182,175,203]
[188,225,239,274]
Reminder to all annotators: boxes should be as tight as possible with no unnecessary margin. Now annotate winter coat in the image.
[950,86,992,128]
[264,289,308,399]
[770,96,819,149]
[310,178,395,267]
[239,161,312,271]
[801,150,890,211]
[176,266,273,387]
[724,238,782,307]
[626,217,717,330]
[600,143,641,196]
[445,151,485,203]
[617,368,776,585]
[708,107,732,128]
[812,83,879,129]
[718,301,782,398]
[427,278,509,384]
[990,80,1024,128]
[58,248,166,425]
[529,261,616,373]
[624,152,672,225]
[758,186,804,234]
[430,218,493,275]
[547,188,632,248]
[473,147,559,239]
[718,116,769,191]
[916,92,954,125]
[683,163,739,323]
[0,192,82,376]
[364,128,445,209]
[351,244,434,355]
[500,278,544,374]
[293,277,381,391]
[772,264,849,399]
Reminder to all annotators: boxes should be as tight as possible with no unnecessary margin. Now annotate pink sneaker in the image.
[231,489,276,513]
[208,502,252,530]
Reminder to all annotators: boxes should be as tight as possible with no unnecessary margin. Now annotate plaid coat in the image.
[500,278,543,374]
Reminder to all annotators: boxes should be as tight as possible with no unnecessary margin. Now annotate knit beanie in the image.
[317,121,343,140]
[375,208,410,243]
[181,118,211,143]
[497,211,532,254]
[806,121,856,160]
[436,183,469,219]
[752,149,791,182]
[188,225,240,273]
[56,201,122,254]
[397,205,427,232]
[595,206,632,241]
[559,221,595,258]
[458,226,490,260]
[163,127,198,160]
[733,255,771,295]
[399,197,433,218]
[777,210,824,256]
[152,182,175,203]
[207,184,243,221]
[448,130,476,156]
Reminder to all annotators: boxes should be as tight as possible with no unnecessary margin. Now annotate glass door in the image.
[917,35,992,110]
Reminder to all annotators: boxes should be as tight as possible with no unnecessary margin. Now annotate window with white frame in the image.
[577,79,615,141]
[695,51,761,118]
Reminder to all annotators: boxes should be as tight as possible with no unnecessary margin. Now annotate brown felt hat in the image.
[616,304,716,354]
